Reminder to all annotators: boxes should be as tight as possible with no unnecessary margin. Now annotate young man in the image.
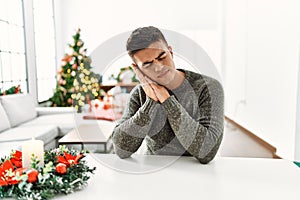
[112,26,224,164]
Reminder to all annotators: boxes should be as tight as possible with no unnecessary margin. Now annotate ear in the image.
[168,46,173,57]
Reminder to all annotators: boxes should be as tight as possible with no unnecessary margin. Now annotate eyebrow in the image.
[143,51,166,65]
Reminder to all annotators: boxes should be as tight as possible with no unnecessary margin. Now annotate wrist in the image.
[159,94,170,103]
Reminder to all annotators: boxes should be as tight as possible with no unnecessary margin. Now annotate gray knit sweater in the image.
[112,69,224,164]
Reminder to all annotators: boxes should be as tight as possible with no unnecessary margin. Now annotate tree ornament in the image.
[72,64,78,70]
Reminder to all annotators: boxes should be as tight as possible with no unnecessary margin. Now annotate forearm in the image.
[112,97,158,158]
[162,95,224,163]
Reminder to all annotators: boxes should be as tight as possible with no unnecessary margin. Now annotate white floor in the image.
[219,120,274,158]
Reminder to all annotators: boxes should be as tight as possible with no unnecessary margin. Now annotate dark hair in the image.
[126,26,168,57]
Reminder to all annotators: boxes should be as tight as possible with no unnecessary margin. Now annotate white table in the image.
[55,154,300,200]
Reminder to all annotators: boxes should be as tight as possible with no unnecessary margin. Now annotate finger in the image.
[141,78,158,102]
[150,82,166,94]
[131,63,141,73]
[149,82,159,92]
[132,66,140,75]
[131,63,139,72]
[149,84,169,103]
[141,77,155,91]
[144,76,156,85]
[141,76,153,89]
[132,67,146,83]
[151,83,164,89]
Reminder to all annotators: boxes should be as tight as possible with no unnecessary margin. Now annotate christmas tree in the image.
[49,28,102,112]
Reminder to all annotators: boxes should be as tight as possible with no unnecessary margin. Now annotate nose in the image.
[153,60,163,72]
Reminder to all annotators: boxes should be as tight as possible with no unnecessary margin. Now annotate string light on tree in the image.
[49,28,103,112]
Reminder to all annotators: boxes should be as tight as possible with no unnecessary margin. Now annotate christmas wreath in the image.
[0,146,96,200]
[110,66,139,83]
[0,85,22,96]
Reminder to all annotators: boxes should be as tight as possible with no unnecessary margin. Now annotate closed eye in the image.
[142,51,167,68]
[157,52,167,61]
[142,62,152,68]
[157,56,166,61]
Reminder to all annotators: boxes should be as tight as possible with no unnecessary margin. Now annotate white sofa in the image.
[0,94,76,156]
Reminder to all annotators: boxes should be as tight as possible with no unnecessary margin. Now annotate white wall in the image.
[54,0,221,74]
[55,0,219,50]
[224,0,300,160]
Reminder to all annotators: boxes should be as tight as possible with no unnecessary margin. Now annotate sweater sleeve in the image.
[112,87,159,159]
[162,78,224,164]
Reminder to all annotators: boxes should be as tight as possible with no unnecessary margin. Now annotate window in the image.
[0,0,27,93]
[33,0,56,102]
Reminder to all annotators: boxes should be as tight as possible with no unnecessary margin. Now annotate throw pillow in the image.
[0,94,37,127]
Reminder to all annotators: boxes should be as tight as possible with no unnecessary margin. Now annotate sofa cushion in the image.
[0,102,11,132]
[0,125,58,145]
[20,113,76,136]
[0,94,37,127]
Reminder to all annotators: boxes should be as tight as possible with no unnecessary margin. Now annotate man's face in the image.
[132,40,176,86]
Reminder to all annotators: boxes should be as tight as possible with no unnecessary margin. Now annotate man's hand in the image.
[132,64,170,103]
[150,83,170,103]
[132,64,158,102]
